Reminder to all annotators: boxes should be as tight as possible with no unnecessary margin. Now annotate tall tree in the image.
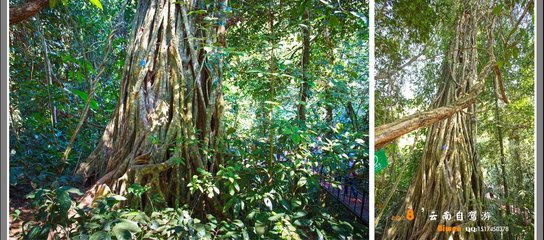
[382,1,496,238]
[296,2,311,124]
[78,0,228,215]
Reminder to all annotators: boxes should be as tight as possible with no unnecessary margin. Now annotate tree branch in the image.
[10,0,49,25]
[375,81,484,149]
[493,64,509,104]
[375,47,426,80]
[375,60,494,149]
[504,0,533,45]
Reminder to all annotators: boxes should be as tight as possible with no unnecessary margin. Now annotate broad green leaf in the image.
[492,4,503,16]
[56,188,72,216]
[72,89,99,110]
[512,46,519,59]
[297,177,307,187]
[89,231,111,240]
[255,220,267,235]
[112,220,141,240]
[89,0,103,10]
[268,213,285,221]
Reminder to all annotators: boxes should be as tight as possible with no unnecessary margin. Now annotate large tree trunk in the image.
[383,1,494,239]
[78,0,227,216]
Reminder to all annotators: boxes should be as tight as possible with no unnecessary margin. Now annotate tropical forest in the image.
[8,0,369,239]
[374,0,534,239]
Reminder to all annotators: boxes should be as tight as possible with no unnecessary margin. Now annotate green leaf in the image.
[189,10,207,15]
[268,213,284,221]
[49,0,58,8]
[264,101,280,106]
[316,229,324,240]
[233,219,244,228]
[255,220,267,235]
[72,89,99,110]
[297,177,307,187]
[349,11,368,25]
[62,186,84,196]
[112,220,141,240]
[293,211,306,219]
[89,231,111,240]
[226,127,236,135]
[56,188,72,216]
[89,0,103,10]
[492,4,502,16]
[27,224,50,239]
[512,45,519,59]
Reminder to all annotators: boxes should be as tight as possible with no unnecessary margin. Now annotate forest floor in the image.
[9,184,34,238]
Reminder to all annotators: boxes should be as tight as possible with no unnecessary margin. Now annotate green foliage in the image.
[22,186,83,239]
[49,0,103,10]
[11,0,369,238]
[188,168,220,199]
[9,0,132,190]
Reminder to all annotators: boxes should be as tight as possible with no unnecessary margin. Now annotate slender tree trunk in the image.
[492,80,515,239]
[297,5,310,123]
[383,1,494,239]
[346,101,359,131]
[78,0,227,217]
[323,28,334,126]
[509,131,523,191]
[267,1,276,166]
[493,76,510,217]
[37,17,59,147]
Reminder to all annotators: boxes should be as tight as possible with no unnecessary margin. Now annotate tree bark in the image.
[375,79,486,150]
[382,1,495,239]
[10,0,49,25]
[267,0,276,166]
[78,0,227,217]
[297,5,310,124]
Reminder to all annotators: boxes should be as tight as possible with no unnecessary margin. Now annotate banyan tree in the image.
[78,0,229,216]
[376,0,505,239]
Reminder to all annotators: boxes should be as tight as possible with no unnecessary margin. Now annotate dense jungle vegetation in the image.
[9,0,369,239]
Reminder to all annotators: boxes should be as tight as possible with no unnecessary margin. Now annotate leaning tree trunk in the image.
[78,0,228,216]
[383,1,494,239]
